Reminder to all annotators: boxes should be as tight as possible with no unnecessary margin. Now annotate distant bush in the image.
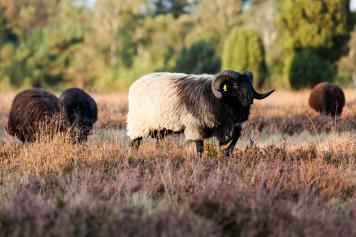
[175,40,221,74]
[222,28,267,88]
[289,49,334,89]
[277,0,352,89]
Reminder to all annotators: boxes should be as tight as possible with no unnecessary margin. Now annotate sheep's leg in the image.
[223,125,241,156]
[184,127,204,156]
[154,131,161,147]
[153,130,167,147]
[130,137,142,150]
[195,140,204,156]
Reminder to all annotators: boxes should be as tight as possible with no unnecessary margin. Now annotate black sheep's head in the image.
[59,88,98,143]
[70,110,96,142]
[212,70,274,106]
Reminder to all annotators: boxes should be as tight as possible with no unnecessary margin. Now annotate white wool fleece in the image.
[126,72,210,141]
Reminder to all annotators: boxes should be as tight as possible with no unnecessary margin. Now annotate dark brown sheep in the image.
[7,88,67,142]
[308,82,345,116]
[59,88,97,142]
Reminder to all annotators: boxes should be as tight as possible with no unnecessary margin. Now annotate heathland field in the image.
[0,90,356,236]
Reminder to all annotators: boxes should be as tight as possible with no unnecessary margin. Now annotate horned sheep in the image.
[127,70,274,155]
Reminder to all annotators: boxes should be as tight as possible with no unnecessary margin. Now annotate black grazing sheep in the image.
[7,88,66,142]
[309,82,345,116]
[127,70,274,155]
[59,88,97,142]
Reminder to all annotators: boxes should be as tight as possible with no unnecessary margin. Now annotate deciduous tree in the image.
[277,0,353,88]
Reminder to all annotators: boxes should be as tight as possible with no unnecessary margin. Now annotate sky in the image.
[351,0,356,10]
[87,0,95,7]
[83,0,356,11]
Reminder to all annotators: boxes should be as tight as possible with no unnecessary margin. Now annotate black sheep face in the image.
[60,88,97,142]
[213,70,274,107]
[69,105,96,142]
[221,74,254,106]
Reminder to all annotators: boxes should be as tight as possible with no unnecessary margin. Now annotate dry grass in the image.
[1,89,355,130]
[0,90,355,236]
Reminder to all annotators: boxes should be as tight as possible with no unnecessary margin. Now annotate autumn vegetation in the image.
[1,0,356,236]
[0,91,355,236]
[0,0,356,91]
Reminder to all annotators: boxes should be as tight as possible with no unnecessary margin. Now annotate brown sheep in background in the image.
[308,82,345,116]
[7,88,67,142]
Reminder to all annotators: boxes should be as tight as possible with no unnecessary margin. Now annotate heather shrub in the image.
[0,91,355,236]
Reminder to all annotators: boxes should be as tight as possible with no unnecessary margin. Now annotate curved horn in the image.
[212,70,240,98]
[252,87,275,100]
[243,70,274,99]
[243,70,253,82]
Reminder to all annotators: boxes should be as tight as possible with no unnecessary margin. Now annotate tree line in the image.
[0,0,355,91]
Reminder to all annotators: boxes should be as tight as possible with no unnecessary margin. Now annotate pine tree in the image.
[222,28,267,88]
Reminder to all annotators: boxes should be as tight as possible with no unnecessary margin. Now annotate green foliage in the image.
[278,0,352,60]
[289,49,334,89]
[0,6,19,90]
[188,0,243,54]
[95,52,164,91]
[0,43,26,88]
[0,0,60,38]
[152,0,190,18]
[93,0,145,69]
[92,13,195,91]
[0,1,88,89]
[0,6,17,44]
[0,0,355,91]
[338,30,356,87]
[333,74,350,88]
[222,28,267,87]
[137,14,193,70]
[175,40,221,74]
[277,0,353,89]
[1,26,84,89]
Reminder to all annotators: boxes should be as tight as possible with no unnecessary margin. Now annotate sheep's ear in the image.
[212,70,239,98]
